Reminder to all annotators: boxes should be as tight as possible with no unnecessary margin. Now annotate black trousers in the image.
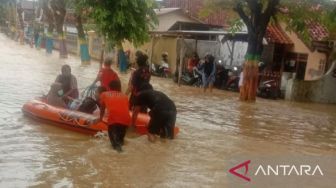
[108,124,127,148]
[148,110,176,139]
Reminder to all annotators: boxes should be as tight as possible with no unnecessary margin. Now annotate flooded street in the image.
[1,33,336,188]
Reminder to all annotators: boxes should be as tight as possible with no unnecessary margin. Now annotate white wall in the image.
[220,41,247,67]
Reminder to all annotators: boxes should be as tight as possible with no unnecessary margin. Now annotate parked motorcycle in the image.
[214,63,229,90]
[151,64,171,78]
[257,80,279,99]
[224,66,240,92]
[181,68,203,87]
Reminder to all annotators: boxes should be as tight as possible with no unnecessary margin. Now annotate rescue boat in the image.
[22,99,179,136]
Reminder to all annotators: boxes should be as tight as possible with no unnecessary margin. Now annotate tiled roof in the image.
[266,24,293,45]
[307,21,329,41]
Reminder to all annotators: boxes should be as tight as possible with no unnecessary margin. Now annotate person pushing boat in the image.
[131,83,176,142]
[96,80,131,152]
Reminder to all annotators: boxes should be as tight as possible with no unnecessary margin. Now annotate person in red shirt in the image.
[97,80,131,152]
[187,52,199,74]
[92,57,120,90]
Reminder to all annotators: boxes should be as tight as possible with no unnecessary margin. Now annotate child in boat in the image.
[92,57,120,90]
[46,82,67,108]
[96,81,131,152]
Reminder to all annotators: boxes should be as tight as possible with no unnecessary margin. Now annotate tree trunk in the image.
[42,0,54,54]
[50,0,67,58]
[8,2,16,40]
[75,14,90,64]
[236,0,279,102]
[240,32,262,101]
[16,3,24,45]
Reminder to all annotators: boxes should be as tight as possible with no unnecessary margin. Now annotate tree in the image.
[68,0,91,64]
[0,0,18,39]
[50,0,67,58]
[204,0,335,102]
[0,1,10,26]
[16,1,24,44]
[78,0,158,65]
[229,0,280,102]
[40,0,55,54]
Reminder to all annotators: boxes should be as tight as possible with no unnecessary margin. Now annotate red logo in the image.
[229,160,251,182]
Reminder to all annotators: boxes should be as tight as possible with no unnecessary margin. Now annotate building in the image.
[123,7,224,73]
[20,0,36,23]
[163,0,229,27]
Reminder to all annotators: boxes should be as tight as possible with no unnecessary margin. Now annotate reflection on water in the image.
[0,34,336,187]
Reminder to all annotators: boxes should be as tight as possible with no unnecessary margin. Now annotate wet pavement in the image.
[0,33,336,188]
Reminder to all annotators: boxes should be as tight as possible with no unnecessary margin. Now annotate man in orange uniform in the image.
[97,80,131,152]
[92,57,120,90]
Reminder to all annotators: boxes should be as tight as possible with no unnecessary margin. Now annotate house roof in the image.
[307,22,329,41]
[150,30,248,41]
[266,24,293,45]
[168,21,223,31]
[154,8,181,16]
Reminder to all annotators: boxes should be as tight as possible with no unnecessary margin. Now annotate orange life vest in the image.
[100,91,131,126]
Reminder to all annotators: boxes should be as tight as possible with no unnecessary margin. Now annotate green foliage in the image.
[78,0,158,47]
[203,0,336,44]
[0,4,7,25]
[280,0,336,44]
[0,0,15,25]
[227,18,244,33]
[322,7,336,39]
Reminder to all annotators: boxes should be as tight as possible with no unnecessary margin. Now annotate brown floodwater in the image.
[0,34,336,188]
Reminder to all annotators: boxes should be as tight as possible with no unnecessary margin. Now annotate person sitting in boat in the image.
[125,51,151,112]
[96,80,131,152]
[92,57,120,90]
[55,65,79,104]
[131,83,176,142]
[46,82,67,108]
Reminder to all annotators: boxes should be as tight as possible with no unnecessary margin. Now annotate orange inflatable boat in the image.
[22,99,179,136]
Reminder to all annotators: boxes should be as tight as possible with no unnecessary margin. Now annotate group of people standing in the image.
[186,52,217,92]
[46,51,176,152]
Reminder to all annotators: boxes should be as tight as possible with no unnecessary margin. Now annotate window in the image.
[284,52,308,80]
